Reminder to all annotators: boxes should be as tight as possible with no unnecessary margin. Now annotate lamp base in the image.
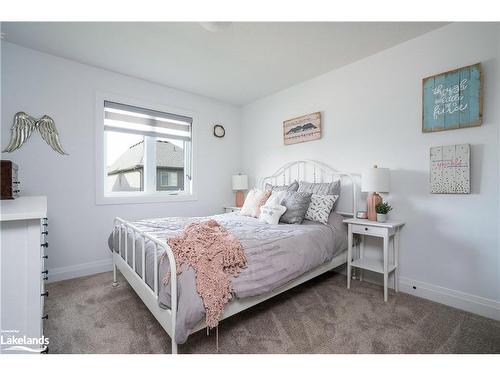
[235,191,245,208]
[367,193,382,221]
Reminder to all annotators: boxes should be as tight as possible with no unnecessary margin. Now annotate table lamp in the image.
[361,165,390,221]
[232,174,248,208]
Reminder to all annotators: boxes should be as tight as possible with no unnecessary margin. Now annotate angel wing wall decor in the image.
[2,112,68,155]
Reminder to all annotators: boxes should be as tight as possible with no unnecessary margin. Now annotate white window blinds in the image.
[104,101,192,141]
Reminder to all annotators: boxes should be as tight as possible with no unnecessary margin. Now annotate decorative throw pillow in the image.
[240,189,271,218]
[264,180,299,192]
[298,180,341,208]
[259,205,287,225]
[265,190,288,207]
[279,191,312,224]
[305,194,339,225]
[298,179,340,196]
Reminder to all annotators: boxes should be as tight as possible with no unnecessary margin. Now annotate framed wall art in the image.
[422,63,482,133]
[430,144,470,194]
[283,112,321,145]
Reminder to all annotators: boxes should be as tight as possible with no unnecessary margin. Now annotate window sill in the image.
[95,192,197,205]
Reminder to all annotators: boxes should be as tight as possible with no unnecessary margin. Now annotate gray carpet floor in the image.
[44,271,500,354]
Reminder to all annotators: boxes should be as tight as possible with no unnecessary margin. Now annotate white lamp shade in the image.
[361,167,390,193]
[232,175,248,191]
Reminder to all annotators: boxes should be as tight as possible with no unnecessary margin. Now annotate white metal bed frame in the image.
[112,160,356,354]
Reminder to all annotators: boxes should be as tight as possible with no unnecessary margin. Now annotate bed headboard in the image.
[259,160,356,217]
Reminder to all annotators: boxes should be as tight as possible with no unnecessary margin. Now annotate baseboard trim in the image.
[339,266,499,321]
[399,277,500,321]
[48,258,113,283]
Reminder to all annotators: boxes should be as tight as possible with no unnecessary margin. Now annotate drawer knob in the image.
[365,227,368,231]
[41,242,48,247]
[42,314,48,320]
[41,270,49,275]
[41,291,49,297]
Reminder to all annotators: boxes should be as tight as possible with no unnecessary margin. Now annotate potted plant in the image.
[375,202,392,223]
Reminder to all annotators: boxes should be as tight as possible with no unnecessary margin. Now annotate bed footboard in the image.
[113,217,178,354]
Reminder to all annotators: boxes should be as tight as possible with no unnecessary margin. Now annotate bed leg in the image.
[112,260,119,287]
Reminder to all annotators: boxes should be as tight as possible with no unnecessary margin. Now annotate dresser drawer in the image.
[351,224,387,237]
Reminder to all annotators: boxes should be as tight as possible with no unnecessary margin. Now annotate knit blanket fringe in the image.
[161,219,247,328]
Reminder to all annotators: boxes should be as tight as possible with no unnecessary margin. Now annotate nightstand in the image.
[223,206,242,214]
[343,218,405,302]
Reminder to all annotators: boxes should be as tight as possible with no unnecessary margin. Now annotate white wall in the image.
[1,42,242,281]
[241,23,500,318]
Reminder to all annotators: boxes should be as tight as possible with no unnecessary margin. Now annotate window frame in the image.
[95,92,198,205]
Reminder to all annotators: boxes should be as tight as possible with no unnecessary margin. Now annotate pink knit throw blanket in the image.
[161,219,246,328]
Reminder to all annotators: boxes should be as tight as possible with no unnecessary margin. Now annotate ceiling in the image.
[2,22,447,105]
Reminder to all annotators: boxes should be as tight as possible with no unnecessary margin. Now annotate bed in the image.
[110,160,357,353]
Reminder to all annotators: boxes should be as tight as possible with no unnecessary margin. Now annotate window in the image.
[98,98,194,203]
[158,171,179,189]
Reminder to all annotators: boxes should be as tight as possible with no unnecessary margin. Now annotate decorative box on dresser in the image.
[0,196,49,354]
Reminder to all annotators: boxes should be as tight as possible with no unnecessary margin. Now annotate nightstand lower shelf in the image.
[350,258,396,275]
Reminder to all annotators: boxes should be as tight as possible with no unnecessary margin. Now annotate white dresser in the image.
[0,196,49,354]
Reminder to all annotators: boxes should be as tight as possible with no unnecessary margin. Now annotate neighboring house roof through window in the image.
[107,140,184,175]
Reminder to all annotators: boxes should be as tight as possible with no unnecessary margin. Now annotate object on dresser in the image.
[1,160,20,200]
[361,165,390,221]
[375,202,393,223]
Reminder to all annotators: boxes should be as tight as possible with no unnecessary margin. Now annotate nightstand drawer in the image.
[351,224,386,237]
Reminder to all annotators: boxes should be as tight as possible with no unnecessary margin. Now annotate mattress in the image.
[109,211,348,344]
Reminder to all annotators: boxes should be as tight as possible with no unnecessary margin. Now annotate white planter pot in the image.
[376,213,387,223]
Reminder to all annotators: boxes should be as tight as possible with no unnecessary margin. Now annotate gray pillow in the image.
[265,180,299,192]
[298,179,340,196]
[279,191,312,224]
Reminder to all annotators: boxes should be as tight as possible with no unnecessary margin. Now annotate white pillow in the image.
[240,189,270,218]
[259,205,287,225]
[304,194,339,224]
[265,190,287,207]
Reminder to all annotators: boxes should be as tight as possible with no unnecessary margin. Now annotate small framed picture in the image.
[283,112,321,145]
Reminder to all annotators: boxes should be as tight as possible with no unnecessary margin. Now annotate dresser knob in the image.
[42,314,48,320]
[365,227,368,231]
[41,242,48,247]
[41,291,49,297]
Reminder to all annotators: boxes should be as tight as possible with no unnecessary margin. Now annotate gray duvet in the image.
[109,212,347,344]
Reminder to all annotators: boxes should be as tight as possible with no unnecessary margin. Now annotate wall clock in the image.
[213,124,225,138]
